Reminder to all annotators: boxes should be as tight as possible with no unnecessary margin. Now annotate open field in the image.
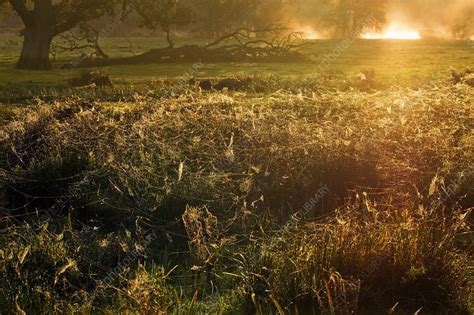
[0,35,473,314]
[1,74,473,313]
[0,35,473,90]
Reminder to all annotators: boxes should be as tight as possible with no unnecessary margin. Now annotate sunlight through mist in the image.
[362,24,421,40]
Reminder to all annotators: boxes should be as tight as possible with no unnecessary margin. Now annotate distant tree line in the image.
[0,0,471,70]
[0,0,306,70]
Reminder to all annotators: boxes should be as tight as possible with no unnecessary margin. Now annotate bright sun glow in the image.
[298,26,321,40]
[362,24,421,40]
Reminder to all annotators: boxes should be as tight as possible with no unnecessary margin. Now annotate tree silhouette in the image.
[132,0,193,48]
[1,0,118,69]
[323,0,387,37]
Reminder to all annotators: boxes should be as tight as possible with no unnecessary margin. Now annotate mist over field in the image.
[291,0,474,39]
[373,0,473,38]
[0,0,473,314]
[1,0,473,39]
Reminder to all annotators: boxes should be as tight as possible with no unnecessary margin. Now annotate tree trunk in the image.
[165,29,174,48]
[16,27,53,70]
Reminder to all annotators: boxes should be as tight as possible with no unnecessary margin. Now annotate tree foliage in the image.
[322,0,387,37]
[2,0,119,69]
[189,0,260,37]
[3,0,116,35]
[449,5,474,39]
[132,0,193,48]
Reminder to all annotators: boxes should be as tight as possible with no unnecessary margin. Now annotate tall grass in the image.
[0,76,472,313]
[239,202,471,314]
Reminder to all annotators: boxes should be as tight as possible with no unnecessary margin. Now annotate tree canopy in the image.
[322,0,387,37]
[132,0,193,48]
[1,0,393,70]
[2,0,119,69]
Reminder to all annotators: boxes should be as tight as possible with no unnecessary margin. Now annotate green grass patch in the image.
[0,35,472,91]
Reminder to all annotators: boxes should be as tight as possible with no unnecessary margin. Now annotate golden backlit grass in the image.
[0,76,472,313]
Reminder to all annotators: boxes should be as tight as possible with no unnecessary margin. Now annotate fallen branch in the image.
[77,24,309,68]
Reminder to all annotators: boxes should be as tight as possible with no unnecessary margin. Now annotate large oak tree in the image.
[1,0,117,70]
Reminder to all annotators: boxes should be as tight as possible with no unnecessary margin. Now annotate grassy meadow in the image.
[0,35,473,314]
[0,35,473,88]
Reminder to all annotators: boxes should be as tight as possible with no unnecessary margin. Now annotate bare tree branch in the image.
[8,0,32,25]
